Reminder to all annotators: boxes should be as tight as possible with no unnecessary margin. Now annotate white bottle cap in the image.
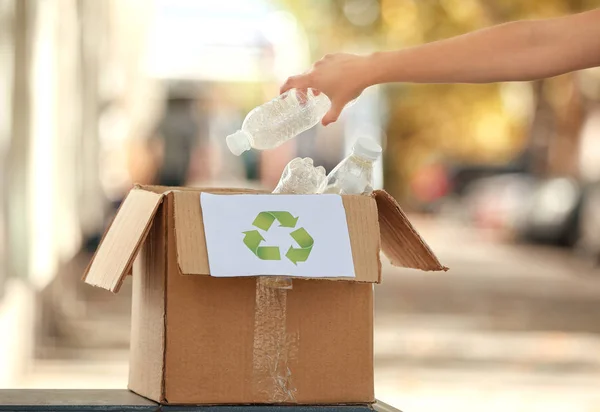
[226,130,252,156]
[352,137,382,161]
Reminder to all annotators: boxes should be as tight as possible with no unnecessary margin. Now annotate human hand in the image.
[280,53,374,126]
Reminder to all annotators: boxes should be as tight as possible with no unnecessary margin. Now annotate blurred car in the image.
[517,177,583,247]
[409,156,530,214]
[410,161,451,213]
[446,161,527,197]
[576,180,600,265]
[459,173,536,232]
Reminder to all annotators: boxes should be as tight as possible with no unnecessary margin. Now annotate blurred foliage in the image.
[278,0,599,198]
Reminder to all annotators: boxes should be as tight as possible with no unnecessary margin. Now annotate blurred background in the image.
[1,0,600,411]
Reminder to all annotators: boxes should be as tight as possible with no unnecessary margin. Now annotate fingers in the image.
[322,102,344,126]
[297,88,308,104]
[297,88,322,104]
[280,74,312,95]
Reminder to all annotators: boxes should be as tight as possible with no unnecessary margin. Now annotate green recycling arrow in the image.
[244,211,313,264]
[252,211,299,231]
[243,230,281,260]
[286,227,314,265]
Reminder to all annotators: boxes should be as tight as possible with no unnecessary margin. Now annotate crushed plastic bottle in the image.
[226,89,331,156]
[273,157,327,195]
[319,137,382,195]
[262,157,326,290]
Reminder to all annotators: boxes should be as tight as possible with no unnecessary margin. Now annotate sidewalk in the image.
[374,216,600,412]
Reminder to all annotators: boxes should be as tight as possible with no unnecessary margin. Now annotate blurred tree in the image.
[278,0,599,200]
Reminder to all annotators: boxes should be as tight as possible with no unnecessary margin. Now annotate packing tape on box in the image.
[252,277,298,402]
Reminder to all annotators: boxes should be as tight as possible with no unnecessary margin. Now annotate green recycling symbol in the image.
[242,211,314,265]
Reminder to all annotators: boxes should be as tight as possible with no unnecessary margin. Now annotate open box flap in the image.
[373,190,447,271]
[83,188,165,293]
[174,190,381,282]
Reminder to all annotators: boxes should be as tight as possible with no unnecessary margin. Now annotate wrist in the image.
[363,51,389,87]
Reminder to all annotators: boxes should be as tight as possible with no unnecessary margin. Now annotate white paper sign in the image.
[200,193,356,278]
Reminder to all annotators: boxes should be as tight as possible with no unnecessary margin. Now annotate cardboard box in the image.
[83,185,445,405]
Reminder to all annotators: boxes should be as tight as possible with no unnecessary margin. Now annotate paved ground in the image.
[374,217,600,412]
[14,216,600,412]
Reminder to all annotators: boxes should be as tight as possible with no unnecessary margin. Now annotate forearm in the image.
[369,10,600,84]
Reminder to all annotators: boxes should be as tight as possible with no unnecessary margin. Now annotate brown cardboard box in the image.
[83,185,445,405]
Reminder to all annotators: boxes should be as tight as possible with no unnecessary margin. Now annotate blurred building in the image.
[0,0,159,386]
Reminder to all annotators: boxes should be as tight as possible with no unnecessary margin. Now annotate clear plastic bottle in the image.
[319,138,382,195]
[226,89,331,156]
[273,157,326,195]
[263,157,326,290]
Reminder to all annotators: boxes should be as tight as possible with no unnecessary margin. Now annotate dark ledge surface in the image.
[0,390,400,412]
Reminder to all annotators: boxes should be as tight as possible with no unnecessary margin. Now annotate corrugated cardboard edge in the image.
[373,190,448,272]
[160,190,175,404]
[82,187,165,293]
[127,193,168,403]
[139,184,266,195]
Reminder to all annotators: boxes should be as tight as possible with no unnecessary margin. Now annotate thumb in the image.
[322,102,344,126]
